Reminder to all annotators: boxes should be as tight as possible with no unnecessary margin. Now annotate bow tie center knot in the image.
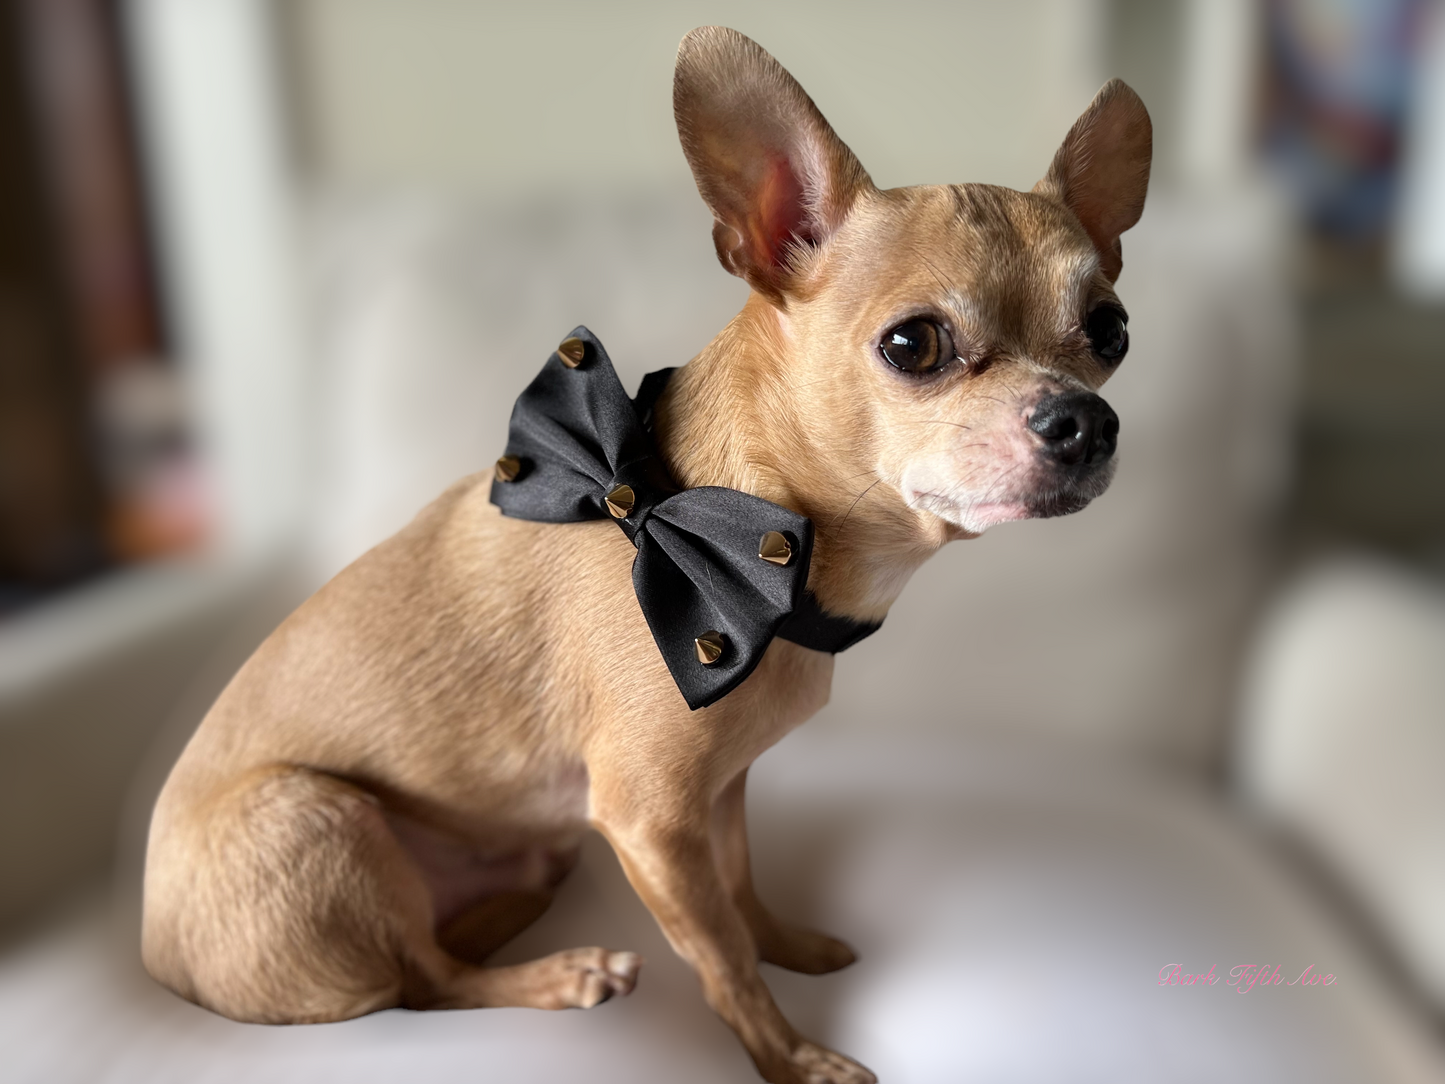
[605,484,635,519]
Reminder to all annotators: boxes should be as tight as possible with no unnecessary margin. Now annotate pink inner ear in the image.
[750,154,813,269]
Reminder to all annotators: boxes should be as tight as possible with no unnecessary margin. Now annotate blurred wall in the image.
[288,0,1109,200]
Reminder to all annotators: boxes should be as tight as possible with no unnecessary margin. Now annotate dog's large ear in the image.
[674,27,873,304]
[1034,80,1152,282]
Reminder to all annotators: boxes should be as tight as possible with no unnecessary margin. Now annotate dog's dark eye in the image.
[880,319,955,374]
[1086,306,1129,364]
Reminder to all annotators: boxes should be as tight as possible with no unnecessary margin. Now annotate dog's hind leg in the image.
[410,944,642,1011]
[435,890,556,966]
[415,846,642,1009]
[428,841,582,965]
[143,765,638,1021]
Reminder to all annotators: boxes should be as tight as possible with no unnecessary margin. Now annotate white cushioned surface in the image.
[5,730,1441,1084]
[1238,558,1445,1015]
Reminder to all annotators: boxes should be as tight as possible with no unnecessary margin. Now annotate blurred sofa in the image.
[1,184,1442,1083]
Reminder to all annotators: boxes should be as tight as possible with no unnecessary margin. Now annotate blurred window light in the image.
[1395,0,1445,296]
[1179,0,1257,189]
[124,0,307,563]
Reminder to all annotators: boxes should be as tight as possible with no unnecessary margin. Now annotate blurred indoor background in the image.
[1,1,1442,1082]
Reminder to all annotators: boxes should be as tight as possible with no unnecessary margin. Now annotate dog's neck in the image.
[653,293,955,623]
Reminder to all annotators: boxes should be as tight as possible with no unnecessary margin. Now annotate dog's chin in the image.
[1023,459,1117,520]
[913,461,1116,535]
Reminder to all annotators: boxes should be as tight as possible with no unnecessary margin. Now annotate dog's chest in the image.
[716,639,837,764]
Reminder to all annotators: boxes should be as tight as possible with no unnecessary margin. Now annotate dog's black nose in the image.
[1028,392,1119,466]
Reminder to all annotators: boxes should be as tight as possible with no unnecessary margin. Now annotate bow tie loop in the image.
[602,455,678,543]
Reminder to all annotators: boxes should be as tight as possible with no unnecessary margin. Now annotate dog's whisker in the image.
[792,375,834,391]
[903,419,973,431]
[919,255,950,293]
[829,478,883,538]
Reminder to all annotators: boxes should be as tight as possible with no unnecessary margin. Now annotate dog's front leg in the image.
[593,768,875,1084]
[712,769,857,975]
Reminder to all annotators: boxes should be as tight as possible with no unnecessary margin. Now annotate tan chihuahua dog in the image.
[143,26,1150,1084]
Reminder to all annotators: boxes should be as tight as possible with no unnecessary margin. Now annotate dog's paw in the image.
[764,1040,876,1084]
[760,925,857,975]
[542,947,643,1009]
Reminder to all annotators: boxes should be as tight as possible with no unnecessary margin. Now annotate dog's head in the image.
[674,27,1151,541]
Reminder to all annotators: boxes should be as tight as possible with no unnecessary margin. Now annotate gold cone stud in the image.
[758,531,793,566]
[558,336,586,368]
[605,484,635,518]
[494,455,521,483]
[695,631,724,665]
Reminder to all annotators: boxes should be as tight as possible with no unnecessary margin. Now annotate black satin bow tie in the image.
[489,326,881,710]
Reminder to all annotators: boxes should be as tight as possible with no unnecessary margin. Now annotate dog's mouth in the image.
[910,456,1117,534]
[1023,457,1117,519]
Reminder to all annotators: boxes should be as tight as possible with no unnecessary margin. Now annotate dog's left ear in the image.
[1035,80,1152,282]
[674,26,874,305]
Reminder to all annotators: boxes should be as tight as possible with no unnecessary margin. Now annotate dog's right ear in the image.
[674,27,873,305]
